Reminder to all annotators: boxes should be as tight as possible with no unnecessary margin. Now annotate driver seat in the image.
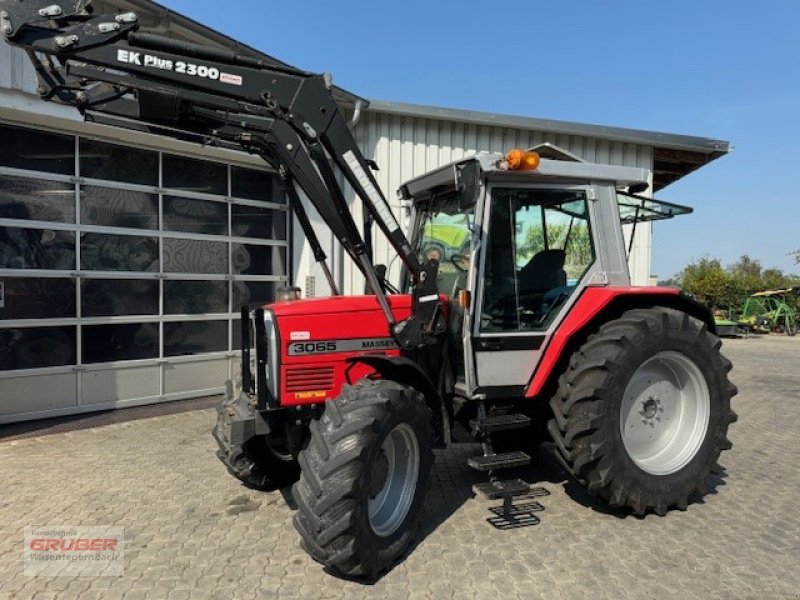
[518,249,567,297]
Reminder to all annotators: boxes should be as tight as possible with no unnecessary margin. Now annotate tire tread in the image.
[547,306,737,515]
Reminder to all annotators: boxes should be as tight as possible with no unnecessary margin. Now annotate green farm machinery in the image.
[737,288,799,336]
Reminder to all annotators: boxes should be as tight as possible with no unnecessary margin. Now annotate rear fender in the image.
[525,287,715,399]
[346,354,447,447]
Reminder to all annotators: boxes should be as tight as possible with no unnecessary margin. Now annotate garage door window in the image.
[0,122,289,376]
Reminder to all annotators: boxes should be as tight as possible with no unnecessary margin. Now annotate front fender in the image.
[346,354,446,447]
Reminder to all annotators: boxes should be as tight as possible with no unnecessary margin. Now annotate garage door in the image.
[0,122,289,423]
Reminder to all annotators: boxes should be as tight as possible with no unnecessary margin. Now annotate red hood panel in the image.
[268,294,414,318]
[269,295,413,407]
[266,294,449,407]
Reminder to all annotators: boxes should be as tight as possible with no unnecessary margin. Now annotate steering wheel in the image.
[449,254,469,273]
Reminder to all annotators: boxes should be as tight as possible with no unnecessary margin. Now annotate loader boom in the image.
[0,0,444,348]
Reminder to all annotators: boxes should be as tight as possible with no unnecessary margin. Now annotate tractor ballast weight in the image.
[1,0,737,580]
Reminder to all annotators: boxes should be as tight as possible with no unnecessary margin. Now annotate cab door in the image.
[466,184,599,396]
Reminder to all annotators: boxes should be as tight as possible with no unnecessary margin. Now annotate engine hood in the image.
[268,294,414,318]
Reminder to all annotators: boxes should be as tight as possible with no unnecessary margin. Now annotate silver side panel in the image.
[263,310,279,402]
[591,184,631,286]
[474,351,540,387]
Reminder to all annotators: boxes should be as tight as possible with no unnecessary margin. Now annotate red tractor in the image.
[2,0,736,580]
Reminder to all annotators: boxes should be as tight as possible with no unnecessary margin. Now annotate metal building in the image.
[0,1,730,423]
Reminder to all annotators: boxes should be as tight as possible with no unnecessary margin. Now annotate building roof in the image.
[365,99,731,191]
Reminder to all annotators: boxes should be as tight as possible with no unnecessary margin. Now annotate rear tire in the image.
[548,307,738,515]
[292,380,433,579]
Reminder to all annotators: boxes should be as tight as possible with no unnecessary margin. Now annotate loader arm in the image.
[0,0,445,348]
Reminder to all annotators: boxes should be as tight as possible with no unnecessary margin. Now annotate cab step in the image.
[473,478,531,500]
[467,451,530,471]
[487,500,546,530]
[474,480,551,529]
[470,413,531,434]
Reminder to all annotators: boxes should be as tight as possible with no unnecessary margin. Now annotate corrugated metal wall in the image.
[0,44,38,94]
[294,110,654,296]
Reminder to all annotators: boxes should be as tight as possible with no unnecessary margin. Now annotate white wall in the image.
[0,43,38,94]
[293,109,655,296]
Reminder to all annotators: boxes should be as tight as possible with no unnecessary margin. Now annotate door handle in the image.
[476,339,504,351]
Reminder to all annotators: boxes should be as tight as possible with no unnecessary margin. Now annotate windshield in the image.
[414,196,474,264]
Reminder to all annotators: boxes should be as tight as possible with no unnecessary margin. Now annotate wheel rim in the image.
[620,351,711,476]
[368,424,420,537]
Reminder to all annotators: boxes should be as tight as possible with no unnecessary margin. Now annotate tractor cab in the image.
[402,145,693,396]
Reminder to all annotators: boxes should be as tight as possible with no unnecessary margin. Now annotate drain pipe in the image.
[348,100,364,129]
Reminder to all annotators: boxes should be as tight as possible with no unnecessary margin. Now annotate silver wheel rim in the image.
[368,424,420,537]
[620,351,711,476]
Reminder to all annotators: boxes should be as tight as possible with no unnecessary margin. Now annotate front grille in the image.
[285,366,335,392]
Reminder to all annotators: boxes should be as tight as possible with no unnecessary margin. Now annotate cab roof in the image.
[399,144,693,224]
[400,147,650,201]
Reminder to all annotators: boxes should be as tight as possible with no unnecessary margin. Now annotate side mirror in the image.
[456,162,480,211]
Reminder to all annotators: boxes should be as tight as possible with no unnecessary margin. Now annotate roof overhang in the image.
[366,99,730,191]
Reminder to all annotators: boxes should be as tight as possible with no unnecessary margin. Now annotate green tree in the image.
[675,255,800,314]
[676,257,733,309]
[762,268,793,291]
[728,255,763,300]
[518,222,592,279]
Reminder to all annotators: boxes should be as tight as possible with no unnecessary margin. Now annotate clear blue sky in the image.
[163,0,800,278]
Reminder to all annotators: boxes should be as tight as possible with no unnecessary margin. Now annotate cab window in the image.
[480,188,594,332]
[414,199,474,297]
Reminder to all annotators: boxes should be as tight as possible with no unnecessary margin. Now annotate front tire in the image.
[292,380,433,579]
[239,433,300,489]
[548,307,738,515]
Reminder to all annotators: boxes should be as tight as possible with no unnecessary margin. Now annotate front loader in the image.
[1,0,737,580]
